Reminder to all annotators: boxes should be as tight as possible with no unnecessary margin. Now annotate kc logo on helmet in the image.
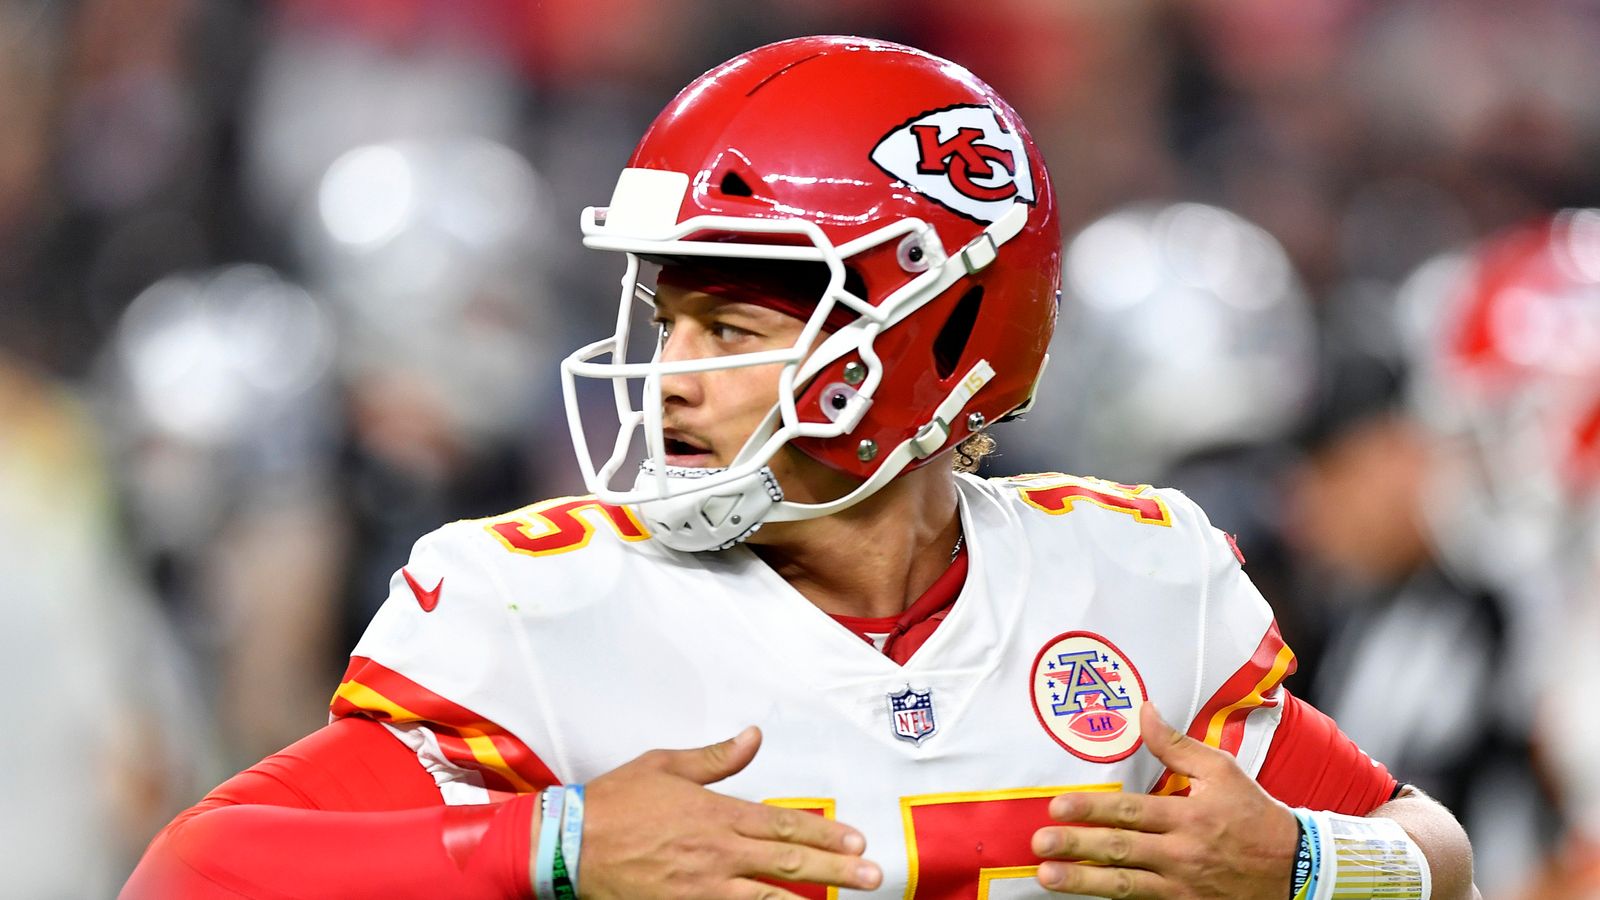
[871,104,1036,224]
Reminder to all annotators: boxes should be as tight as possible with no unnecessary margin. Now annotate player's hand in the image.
[1032,703,1298,898]
[571,726,882,900]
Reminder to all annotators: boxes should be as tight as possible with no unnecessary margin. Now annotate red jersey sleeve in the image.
[1144,616,1395,815]
[1254,689,1399,815]
[121,717,537,899]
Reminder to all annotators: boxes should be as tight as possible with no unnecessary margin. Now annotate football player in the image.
[1392,210,1600,898]
[126,37,1476,899]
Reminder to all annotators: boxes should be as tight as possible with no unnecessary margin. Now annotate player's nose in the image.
[657,327,703,407]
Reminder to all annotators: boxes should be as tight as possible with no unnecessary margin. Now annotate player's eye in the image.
[711,322,754,342]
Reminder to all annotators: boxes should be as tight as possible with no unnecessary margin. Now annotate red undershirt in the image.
[123,546,1396,898]
[829,543,972,664]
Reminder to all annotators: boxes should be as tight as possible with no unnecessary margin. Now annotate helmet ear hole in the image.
[841,266,868,301]
[933,286,984,379]
[719,171,755,197]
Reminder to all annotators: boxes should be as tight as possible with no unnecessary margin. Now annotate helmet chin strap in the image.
[631,460,786,552]
[765,358,995,523]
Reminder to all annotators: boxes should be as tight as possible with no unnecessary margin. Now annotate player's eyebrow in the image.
[656,290,796,327]
[707,300,789,324]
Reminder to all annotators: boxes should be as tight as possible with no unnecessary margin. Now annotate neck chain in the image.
[950,531,965,562]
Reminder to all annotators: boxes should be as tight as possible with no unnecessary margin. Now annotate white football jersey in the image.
[337,472,1294,899]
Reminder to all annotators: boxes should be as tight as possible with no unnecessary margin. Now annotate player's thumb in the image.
[1141,701,1222,780]
[665,726,762,785]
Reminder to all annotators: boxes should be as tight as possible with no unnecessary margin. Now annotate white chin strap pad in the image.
[630,463,785,552]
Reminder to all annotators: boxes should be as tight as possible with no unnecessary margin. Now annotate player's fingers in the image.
[731,837,883,891]
[1036,861,1165,898]
[1138,702,1235,781]
[1046,791,1184,833]
[657,726,763,785]
[1031,825,1160,868]
[731,801,868,855]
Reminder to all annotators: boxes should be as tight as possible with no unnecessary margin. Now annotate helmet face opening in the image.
[562,36,1061,551]
[653,255,871,333]
[562,199,950,507]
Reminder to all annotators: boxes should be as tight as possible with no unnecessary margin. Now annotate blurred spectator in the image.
[0,354,213,894]
[1172,0,1370,288]
[98,264,346,767]
[1347,0,1600,229]
[1286,407,1555,897]
[1529,504,1600,898]
[0,1,66,366]
[43,0,257,373]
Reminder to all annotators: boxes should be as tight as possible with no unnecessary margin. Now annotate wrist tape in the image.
[1290,809,1431,900]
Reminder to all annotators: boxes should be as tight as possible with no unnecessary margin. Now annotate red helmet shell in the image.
[1446,211,1600,394]
[1438,209,1600,493]
[626,36,1061,478]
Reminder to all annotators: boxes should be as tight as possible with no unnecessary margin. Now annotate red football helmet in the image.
[562,36,1060,550]
[1402,209,1600,579]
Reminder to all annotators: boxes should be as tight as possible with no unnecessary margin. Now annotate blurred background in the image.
[2,0,1598,896]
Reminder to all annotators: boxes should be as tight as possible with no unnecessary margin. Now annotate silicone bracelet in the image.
[557,785,586,899]
[534,787,565,900]
[1289,809,1320,900]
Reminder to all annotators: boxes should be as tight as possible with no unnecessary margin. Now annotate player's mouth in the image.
[663,429,716,467]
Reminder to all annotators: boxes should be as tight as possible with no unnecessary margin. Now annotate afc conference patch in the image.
[1029,631,1148,763]
[888,685,937,745]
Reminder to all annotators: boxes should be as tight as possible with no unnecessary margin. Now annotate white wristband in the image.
[1297,809,1432,900]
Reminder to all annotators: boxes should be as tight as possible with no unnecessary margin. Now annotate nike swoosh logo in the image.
[402,568,444,612]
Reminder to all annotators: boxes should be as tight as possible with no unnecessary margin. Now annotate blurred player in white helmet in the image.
[1007,201,1318,488]
[1286,213,1600,895]
[1397,211,1600,718]
[129,37,1476,900]
[297,136,561,641]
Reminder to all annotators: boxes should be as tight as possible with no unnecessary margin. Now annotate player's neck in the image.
[747,463,962,620]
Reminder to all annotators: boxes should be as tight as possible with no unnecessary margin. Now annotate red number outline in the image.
[1012,473,1173,527]
[484,496,650,557]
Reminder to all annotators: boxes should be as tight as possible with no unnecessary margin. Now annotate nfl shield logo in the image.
[888,685,937,745]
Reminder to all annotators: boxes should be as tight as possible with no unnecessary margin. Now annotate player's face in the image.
[651,282,809,469]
